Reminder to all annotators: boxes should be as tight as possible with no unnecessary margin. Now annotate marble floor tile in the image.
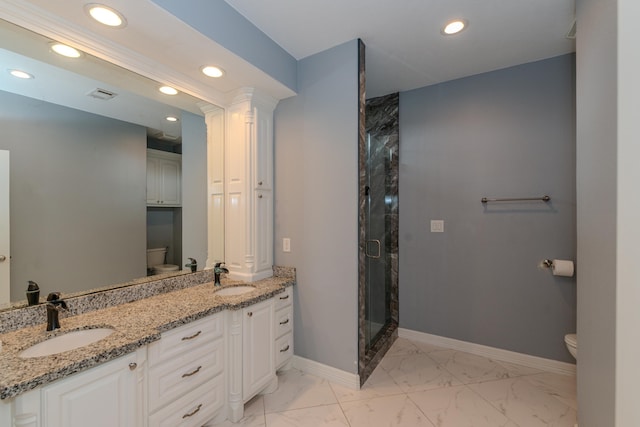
[409,384,517,427]
[428,350,513,384]
[209,395,265,427]
[381,351,462,393]
[523,372,577,410]
[265,404,349,427]
[470,377,577,426]
[386,337,421,356]
[340,394,435,427]
[263,369,338,414]
[495,359,544,377]
[411,340,449,354]
[330,365,403,403]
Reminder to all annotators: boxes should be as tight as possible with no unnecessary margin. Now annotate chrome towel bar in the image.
[481,195,551,204]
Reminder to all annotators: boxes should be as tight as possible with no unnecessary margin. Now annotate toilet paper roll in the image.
[552,259,574,277]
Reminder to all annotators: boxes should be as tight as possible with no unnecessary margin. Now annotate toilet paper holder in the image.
[541,259,554,268]
[540,259,575,277]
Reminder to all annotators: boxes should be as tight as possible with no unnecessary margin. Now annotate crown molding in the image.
[0,0,230,108]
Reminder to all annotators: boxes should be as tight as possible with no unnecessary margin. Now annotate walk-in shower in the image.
[358,41,399,385]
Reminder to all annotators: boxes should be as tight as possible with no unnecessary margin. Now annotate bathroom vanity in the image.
[0,270,294,427]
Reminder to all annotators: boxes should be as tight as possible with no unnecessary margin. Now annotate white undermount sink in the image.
[215,285,256,296]
[19,328,115,358]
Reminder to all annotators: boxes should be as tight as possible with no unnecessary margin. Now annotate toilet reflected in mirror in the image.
[146,247,180,275]
[565,333,577,359]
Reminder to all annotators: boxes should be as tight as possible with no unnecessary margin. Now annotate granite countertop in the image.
[0,276,293,400]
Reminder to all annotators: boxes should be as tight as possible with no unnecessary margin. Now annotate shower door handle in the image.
[365,240,381,259]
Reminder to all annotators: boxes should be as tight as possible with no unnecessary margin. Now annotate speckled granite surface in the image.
[0,268,295,400]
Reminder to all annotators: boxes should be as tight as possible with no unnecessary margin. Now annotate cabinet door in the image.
[242,298,275,400]
[159,159,181,205]
[146,156,160,204]
[42,353,139,427]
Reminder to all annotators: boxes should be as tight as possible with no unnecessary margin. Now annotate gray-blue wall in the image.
[1,90,147,301]
[399,54,576,362]
[274,40,360,373]
[575,0,617,423]
[181,111,208,269]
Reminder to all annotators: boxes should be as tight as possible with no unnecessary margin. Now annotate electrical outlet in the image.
[430,220,444,233]
[283,238,291,252]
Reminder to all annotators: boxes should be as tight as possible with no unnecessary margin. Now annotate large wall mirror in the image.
[0,18,224,309]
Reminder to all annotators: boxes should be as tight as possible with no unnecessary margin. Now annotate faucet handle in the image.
[46,292,68,310]
[185,258,197,272]
[46,292,61,302]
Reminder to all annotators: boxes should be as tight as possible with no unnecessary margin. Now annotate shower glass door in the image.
[364,132,392,347]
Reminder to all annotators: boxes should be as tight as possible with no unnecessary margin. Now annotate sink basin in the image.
[215,285,256,296]
[19,328,115,358]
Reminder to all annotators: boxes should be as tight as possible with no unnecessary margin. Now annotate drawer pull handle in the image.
[181,330,202,341]
[128,363,137,371]
[279,294,290,300]
[247,312,253,317]
[279,318,290,325]
[280,345,290,352]
[182,366,202,378]
[182,404,202,419]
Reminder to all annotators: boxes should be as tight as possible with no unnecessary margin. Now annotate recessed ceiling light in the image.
[85,4,127,28]
[8,69,34,79]
[50,43,83,58]
[201,65,225,78]
[165,116,179,122]
[442,19,467,35]
[159,86,178,95]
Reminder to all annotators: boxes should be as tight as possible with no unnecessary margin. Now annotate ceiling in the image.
[0,0,576,116]
[224,0,576,97]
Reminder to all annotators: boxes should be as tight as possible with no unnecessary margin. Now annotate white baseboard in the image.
[292,356,360,390]
[398,328,576,376]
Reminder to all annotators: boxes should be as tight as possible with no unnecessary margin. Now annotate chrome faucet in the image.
[214,262,229,286]
[46,292,68,331]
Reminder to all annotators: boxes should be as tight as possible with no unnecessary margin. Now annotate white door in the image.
[0,150,9,309]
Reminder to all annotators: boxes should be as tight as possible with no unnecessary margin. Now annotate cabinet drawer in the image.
[148,375,224,427]
[274,287,292,311]
[275,332,293,369]
[148,337,224,412]
[149,314,223,365]
[275,305,293,338]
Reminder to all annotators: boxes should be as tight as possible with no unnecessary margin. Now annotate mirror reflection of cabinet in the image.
[147,149,181,207]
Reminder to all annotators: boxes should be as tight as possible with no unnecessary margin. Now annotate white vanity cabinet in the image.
[274,287,294,370]
[9,350,145,427]
[226,295,278,422]
[242,298,276,400]
[146,149,181,206]
[147,313,225,427]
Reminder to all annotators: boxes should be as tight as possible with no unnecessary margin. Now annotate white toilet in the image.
[564,333,577,359]
[146,247,180,274]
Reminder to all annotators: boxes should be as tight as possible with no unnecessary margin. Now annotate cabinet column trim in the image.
[224,87,277,282]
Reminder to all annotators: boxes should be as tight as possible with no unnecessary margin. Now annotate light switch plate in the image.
[430,220,444,233]
[283,238,291,252]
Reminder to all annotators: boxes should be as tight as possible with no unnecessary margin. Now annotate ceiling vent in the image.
[152,131,180,142]
[87,88,117,100]
[566,20,576,39]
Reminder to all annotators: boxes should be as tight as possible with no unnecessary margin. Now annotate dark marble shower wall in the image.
[358,89,399,386]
